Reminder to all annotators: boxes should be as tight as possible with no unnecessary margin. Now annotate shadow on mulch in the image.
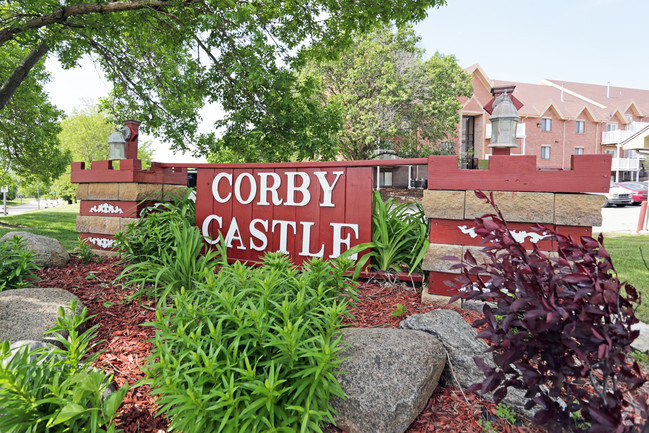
[35,257,541,433]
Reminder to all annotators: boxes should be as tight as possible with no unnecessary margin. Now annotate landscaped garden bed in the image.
[34,256,544,433]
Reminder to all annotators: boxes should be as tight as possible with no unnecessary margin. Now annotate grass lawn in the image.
[0,203,80,251]
[603,234,649,323]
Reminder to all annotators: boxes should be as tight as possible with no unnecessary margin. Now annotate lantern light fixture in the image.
[489,91,520,149]
[108,126,131,160]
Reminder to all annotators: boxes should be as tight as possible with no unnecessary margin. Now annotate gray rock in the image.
[1,231,69,268]
[2,340,58,366]
[399,310,532,417]
[0,288,84,347]
[632,322,649,353]
[331,328,445,433]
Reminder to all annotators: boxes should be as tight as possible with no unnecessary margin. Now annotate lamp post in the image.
[489,91,520,156]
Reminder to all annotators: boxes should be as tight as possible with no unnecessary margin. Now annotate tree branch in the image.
[0,0,176,47]
[0,39,49,110]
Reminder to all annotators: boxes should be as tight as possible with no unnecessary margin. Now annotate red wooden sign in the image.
[196,165,372,265]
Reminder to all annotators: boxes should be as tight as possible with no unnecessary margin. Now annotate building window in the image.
[541,146,551,159]
[576,121,585,134]
[605,149,616,157]
[606,123,618,132]
[379,170,393,187]
[574,147,584,155]
[542,118,552,131]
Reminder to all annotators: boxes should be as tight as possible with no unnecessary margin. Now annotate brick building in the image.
[454,64,649,181]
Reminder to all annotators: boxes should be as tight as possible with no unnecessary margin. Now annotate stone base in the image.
[421,285,461,307]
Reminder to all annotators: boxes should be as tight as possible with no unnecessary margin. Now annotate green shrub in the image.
[116,219,222,303]
[113,188,195,264]
[78,237,97,263]
[365,191,429,273]
[0,235,40,292]
[0,300,128,432]
[143,253,358,433]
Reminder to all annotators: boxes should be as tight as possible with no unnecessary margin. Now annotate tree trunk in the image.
[0,40,49,110]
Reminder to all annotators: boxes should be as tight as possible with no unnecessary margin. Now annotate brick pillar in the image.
[420,154,611,305]
[71,139,188,254]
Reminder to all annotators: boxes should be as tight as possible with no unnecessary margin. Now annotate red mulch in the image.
[35,257,542,433]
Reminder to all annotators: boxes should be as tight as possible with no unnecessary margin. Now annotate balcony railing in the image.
[611,157,641,171]
[601,122,649,144]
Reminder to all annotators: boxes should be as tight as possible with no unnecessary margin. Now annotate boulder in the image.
[631,322,649,353]
[331,328,445,433]
[399,310,531,417]
[1,231,69,268]
[0,288,84,347]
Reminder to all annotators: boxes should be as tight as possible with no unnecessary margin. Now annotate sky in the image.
[44,0,649,162]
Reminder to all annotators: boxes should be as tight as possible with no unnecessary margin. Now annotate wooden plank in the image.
[296,167,324,266]
[156,158,428,170]
[428,271,463,297]
[195,168,216,245]
[344,167,373,261]
[427,154,611,193]
[429,218,592,250]
[270,168,297,257]
[318,168,346,260]
[230,168,255,263]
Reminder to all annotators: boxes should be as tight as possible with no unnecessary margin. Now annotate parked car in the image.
[616,182,648,204]
[600,180,633,207]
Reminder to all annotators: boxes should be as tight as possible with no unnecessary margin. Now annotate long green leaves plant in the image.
[357,191,429,274]
[113,188,196,264]
[143,252,358,433]
[0,235,40,292]
[0,300,128,433]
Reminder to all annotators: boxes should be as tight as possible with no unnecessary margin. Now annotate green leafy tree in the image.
[1,0,447,162]
[304,25,472,160]
[0,42,68,185]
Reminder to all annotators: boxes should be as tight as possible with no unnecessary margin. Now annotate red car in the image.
[616,182,648,204]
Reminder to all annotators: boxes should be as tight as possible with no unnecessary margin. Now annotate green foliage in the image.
[112,188,196,263]
[116,219,222,303]
[362,191,429,273]
[78,237,95,264]
[303,25,472,160]
[0,300,128,433]
[0,235,40,292]
[0,42,69,184]
[390,303,408,317]
[3,0,445,162]
[143,252,358,433]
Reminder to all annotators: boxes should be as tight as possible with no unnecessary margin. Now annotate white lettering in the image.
[234,172,257,204]
[201,214,222,245]
[272,220,296,254]
[329,223,359,259]
[314,171,344,207]
[298,222,325,258]
[285,172,311,206]
[224,217,246,250]
[250,219,269,251]
[258,172,283,206]
[212,172,232,203]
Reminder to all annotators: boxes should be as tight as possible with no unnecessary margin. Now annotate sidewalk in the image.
[0,199,67,217]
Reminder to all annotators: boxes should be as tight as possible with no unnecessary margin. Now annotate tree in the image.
[304,25,472,160]
[0,42,69,185]
[1,0,447,162]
